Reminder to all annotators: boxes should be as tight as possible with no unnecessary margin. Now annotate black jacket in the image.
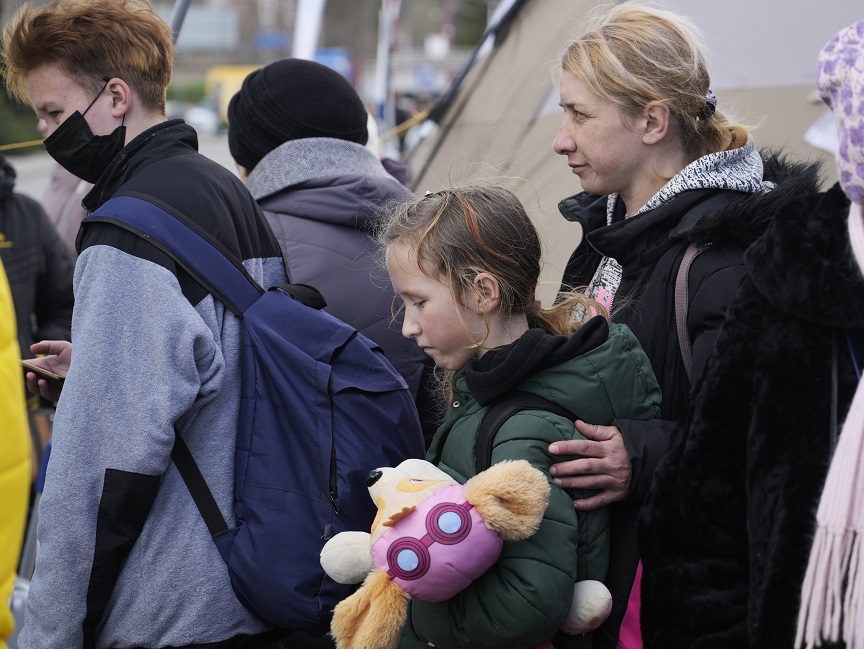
[0,156,74,359]
[638,182,863,649]
[558,154,822,646]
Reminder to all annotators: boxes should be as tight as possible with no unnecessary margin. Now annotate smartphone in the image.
[21,359,66,384]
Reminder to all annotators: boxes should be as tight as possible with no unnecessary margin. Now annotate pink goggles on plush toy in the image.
[370,484,503,602]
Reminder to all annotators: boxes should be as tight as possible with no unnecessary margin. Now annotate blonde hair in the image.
[379,185,606,350]
[3,0,174,113]
[560,2,749,159]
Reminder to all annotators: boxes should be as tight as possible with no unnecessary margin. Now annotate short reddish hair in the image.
[3,0,174,114]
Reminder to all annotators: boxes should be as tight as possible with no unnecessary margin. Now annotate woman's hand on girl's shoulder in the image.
[548,420,631,510]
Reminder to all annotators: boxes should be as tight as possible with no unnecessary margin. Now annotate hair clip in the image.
[424,190,434,197]
[698,89,717,120]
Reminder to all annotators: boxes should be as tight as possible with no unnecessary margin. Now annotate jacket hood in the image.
[687,150,823,247]
[247,137,392,201]
[745,182,864,328]
[585,188,738,267]
[258,171,412,230]
[558,149,824,263]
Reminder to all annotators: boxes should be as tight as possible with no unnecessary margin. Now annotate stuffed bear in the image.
[320,458,613,649]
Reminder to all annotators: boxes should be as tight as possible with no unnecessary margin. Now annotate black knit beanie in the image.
[227,58,369,171]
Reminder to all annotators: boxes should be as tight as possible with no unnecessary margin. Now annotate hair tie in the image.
[698,89,717,120]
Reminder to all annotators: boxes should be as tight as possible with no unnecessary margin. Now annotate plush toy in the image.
[320,458,613,649]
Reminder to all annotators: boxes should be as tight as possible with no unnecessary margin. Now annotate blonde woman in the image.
[546,4,821,647]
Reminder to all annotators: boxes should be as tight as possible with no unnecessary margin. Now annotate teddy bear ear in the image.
[331,570,409,649]
[464,459,551,541]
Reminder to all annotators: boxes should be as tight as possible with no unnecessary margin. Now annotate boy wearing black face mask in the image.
[42,76,125,185]
[3,1,288,648]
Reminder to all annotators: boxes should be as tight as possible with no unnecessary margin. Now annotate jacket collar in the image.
[585,188,734,270]
[82,119,196,212]
[558,191,606,226]
[639,136,767,213]
[558,151,824,272]
[461,316,609,406]
[246,137,391,201]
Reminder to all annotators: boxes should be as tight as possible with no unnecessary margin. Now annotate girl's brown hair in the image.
[379,185,606,350]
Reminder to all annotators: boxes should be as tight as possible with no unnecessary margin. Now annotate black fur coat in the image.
[638,182,864,649]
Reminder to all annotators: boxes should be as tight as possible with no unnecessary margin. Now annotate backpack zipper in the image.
[329,440,340,515]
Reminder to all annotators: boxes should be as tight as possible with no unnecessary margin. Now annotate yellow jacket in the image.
[0,259,30,649]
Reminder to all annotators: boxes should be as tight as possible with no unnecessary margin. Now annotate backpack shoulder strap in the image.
[85,194,252,535]
[474,390,578,473]
[85,194,264,315]
[88,195,329,312]
[670,190,746,385]
[674,242,708,384]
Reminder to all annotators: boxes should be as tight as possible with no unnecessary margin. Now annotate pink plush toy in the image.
[320,459,613,649]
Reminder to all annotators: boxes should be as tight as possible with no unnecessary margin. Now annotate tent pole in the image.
[168,0,192,43]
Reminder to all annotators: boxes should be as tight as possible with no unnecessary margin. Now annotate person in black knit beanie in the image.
[227,60,438,522]
[227,58,368,172]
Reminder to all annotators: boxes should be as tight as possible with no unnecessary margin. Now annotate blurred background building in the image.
[0,0,860,295]
[0,0,490,147]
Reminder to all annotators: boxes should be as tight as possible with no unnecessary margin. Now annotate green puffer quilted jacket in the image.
[400,321,661,649]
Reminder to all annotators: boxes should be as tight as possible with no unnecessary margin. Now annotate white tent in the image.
[406,0,862,299]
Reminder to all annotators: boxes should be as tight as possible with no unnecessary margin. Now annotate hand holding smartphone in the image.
[21,359,66,384]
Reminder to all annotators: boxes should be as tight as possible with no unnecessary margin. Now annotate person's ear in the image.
[473,272,501,314]
[106,78,132,119]
[641,101,671,145]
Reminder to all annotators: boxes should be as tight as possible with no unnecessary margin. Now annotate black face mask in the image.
[43,78,126,184]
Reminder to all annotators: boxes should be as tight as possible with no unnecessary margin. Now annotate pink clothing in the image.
[370,484,503,602]
[40,164,90,258]
[617,560,643,649]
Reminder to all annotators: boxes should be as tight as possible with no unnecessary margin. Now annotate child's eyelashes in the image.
[412,300,426,309]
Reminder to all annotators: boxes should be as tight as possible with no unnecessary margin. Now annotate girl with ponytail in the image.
[378,185,661,649]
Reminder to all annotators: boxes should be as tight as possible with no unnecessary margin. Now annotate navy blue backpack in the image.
[86,195,425,633]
